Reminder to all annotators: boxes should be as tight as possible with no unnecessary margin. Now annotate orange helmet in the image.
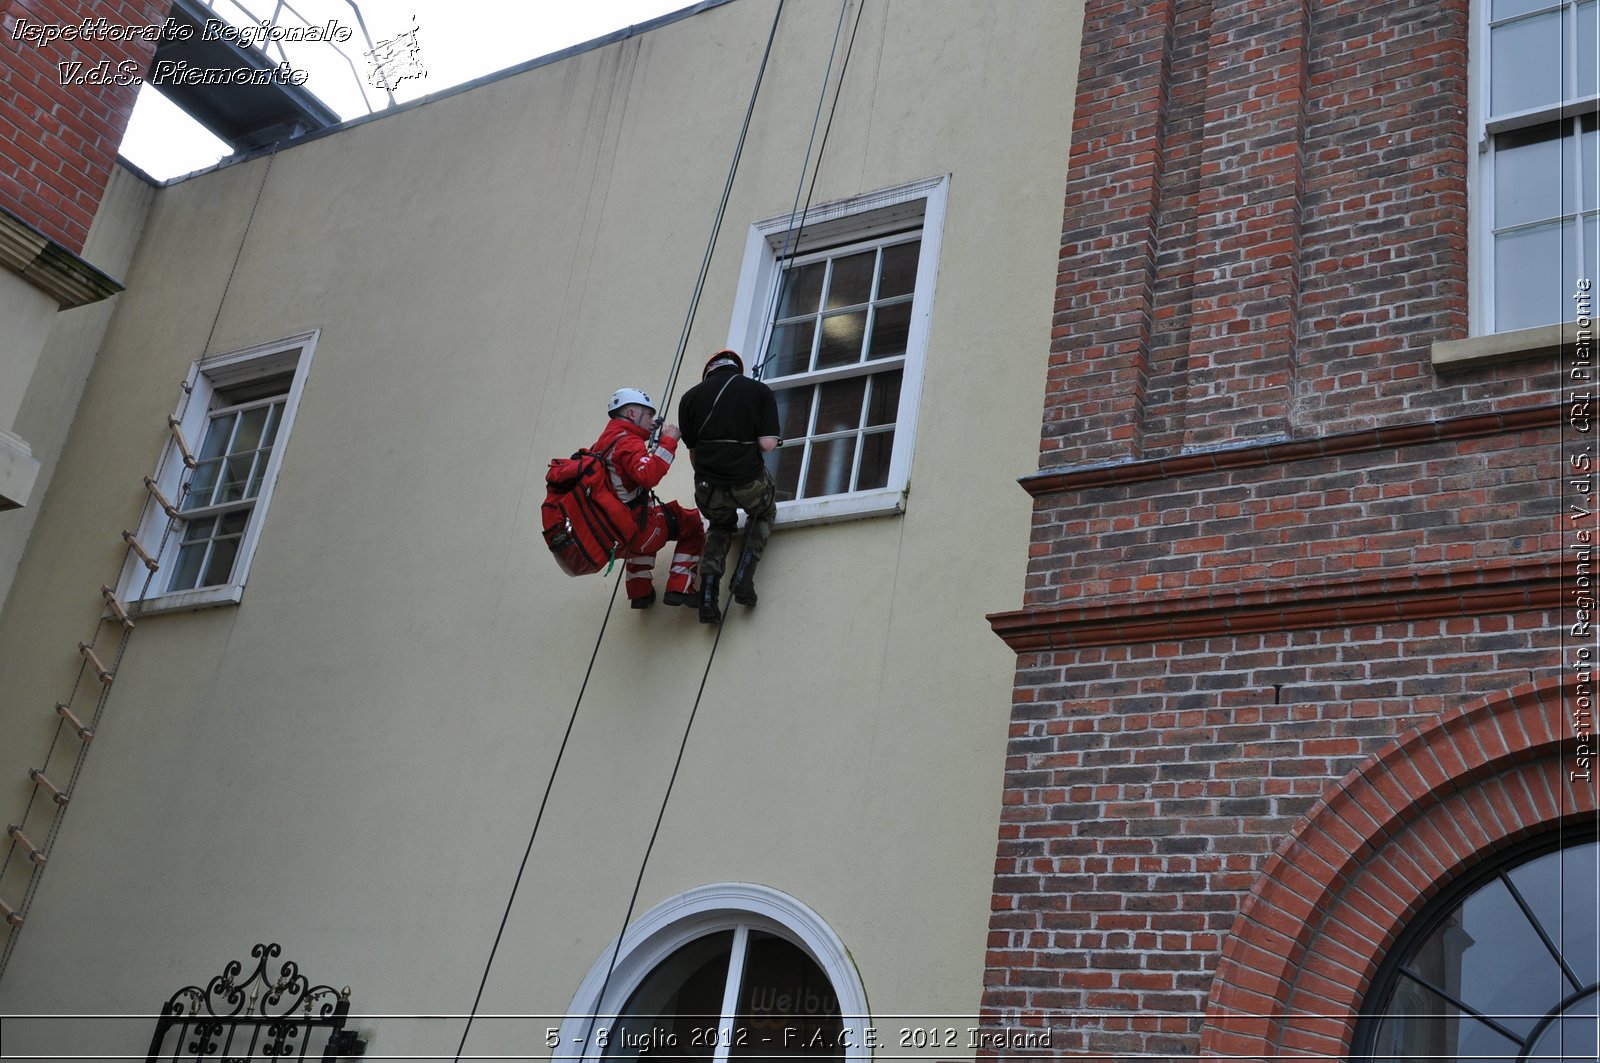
[703,349,744,378]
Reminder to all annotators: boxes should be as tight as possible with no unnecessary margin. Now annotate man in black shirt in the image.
[678,349,780,624]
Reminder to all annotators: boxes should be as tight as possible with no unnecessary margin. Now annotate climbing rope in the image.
[651,0,793,442]
[452,2,793,1057]
[752,0,868,379]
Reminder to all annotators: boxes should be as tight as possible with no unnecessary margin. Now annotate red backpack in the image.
[541,441,642,576]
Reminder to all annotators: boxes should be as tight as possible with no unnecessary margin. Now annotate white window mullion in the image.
[711,925,750,1063]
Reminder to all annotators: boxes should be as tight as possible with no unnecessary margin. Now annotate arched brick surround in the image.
[1199,678,1594,1058]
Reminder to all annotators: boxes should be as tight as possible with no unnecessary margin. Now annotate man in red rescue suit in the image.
[595,387,706,609]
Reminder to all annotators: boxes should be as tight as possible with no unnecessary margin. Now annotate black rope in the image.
[748,0,864,379]
[580,604,734,1050]
[451,571,627,1061]
[753,0,868,379]
[654,0,791,438]
[581,3,865,1043]
[452,4,793,1057]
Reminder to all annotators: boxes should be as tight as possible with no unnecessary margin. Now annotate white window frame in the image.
[115,332,317,615]
[726,175,948,527]
[1471,0,1600,335]
[558,882,871,1062]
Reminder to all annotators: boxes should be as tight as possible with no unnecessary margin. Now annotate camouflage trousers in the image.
[694,469,777,581]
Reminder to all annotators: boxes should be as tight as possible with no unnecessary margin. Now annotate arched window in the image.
[558,884,870,1062]
[1357,833,1599,1062]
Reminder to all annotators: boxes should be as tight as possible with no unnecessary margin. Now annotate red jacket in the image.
[592,417,678,505]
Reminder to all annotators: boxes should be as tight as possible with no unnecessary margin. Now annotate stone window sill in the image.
[1432,321,1579,372]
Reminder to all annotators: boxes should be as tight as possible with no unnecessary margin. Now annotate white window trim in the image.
[115,332,317,615]
[558,882,871,1062]
[726,175,948,527]
[1469,0,1600,336]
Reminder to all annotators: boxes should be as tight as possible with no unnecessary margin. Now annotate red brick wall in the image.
[984,0,1579,1057]
[0,0,168,252]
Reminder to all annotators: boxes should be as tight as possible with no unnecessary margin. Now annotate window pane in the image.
[181,515,218,543]
[857,430,894,491]
[1495,220,1568,330]
[1527,989,1599,1062]
[764,321,815,379]
[1586,116,1600,213]
[1586,214,1599,292]
[767,445,802,503]
[1369,975,1521,1063]
[777,261,825,319]
[1507,844,1600,985]
[1493,0,1557,19]
[825,250,876,310]
[1495,123,1566,229]
[201,536,240,587]
[184,459,222,510]
[867,300,912,361]
[607,930,734,1062]
[731,930,843,1059]
[168,542,207,592]
[878,240,920,298]
[814,378,866,435]
[260,402,283,448]
[232,405,270,454]
[1407,876,1566,1037]
[216,454,255,504]
[816,310,867,370]
[1582,1,1598,96]
[774,386,814,441]
[803,437,855,499]
[1491,11,1565,116]
[245,451,272,499]
[196,411,235,462]
[865,370,902,427]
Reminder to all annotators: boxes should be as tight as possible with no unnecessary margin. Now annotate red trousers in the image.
[624,500,704,601]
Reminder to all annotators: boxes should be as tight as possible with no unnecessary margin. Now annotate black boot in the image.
[730,552,760,607]
[630,589,656,609]
[698,576,721,624]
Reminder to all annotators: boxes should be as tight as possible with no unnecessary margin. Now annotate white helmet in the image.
[608,387,656,416]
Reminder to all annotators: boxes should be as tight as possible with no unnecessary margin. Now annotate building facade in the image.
[982,0,1596,1059]
[0,0,1083,1057]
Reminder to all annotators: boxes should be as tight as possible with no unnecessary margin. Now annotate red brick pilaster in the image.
[1181,0,1310,449]
[1040,0,1182,468]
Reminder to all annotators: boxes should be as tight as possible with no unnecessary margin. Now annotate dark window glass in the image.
[1359,837,1600,1063]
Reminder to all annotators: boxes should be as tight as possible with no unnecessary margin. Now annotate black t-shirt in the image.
[679,370,780,485]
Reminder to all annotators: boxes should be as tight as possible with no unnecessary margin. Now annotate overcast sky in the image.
[120,0,694,179]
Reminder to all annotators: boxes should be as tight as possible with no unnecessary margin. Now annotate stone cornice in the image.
[1021,404,1563,496]
[987,557,1566,653]
[0,207,123,309]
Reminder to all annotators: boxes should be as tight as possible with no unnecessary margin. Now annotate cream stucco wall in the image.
[0,0,1081,1056]
[0,165,154,609]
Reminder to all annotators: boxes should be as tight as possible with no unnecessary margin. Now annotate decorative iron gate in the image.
[146,943,363,1061]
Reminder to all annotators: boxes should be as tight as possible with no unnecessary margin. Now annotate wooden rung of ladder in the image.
[78,642,113,685]
[28,769,69,807]
[143,476,180,520]
[100,586,134,630]
[0,897,21,928]
[122,531,158,572]
[167,415,198,469]
[7,825,46,866]
[55,703,94,742]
